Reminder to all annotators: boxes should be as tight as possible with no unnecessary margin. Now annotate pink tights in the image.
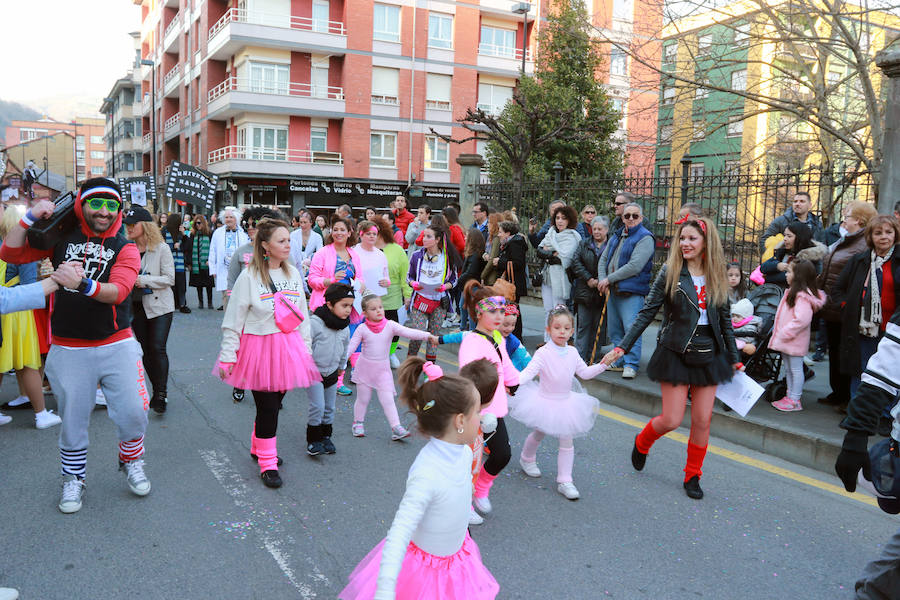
[353,384,400,428]
[520,430,575,483]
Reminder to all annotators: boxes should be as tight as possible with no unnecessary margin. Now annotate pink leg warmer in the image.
[337,371,345,388]
[473,464,497,499]
[349,352,360,368]
[557,437,574,483]
[375,387,400,428]
[520,430,545,463]
[250,423,257,456]
[353,384,372,423]
[255,436,279,473]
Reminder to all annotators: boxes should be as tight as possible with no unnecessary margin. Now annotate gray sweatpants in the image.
[856,526,900,599]
[46,338,149,454]
[307,381,337,426]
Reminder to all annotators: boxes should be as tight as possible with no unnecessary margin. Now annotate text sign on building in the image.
[118,176,158,207]
[288,179,459,207]
[165,161,218,210]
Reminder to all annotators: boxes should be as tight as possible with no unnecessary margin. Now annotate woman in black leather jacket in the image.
[603,217,740,500]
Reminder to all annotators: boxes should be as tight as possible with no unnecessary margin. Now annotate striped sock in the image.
[118,436,145,463]
[60,448,87,478]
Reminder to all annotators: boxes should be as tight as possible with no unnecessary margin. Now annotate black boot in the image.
[149,391,167,414]
[321,423,336,454]
[684,475,704,500]
[631,436,647,471]
[307,424,325,456]
[261,470,282,488]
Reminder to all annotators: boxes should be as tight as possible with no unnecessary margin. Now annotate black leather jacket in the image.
[620,264,739,363]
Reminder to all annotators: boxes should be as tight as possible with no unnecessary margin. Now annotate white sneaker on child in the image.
[468,505,484,525]
[7,395,29,407]
[473,495,492,514]
[95,389,107,407]
[0,412,11,426]
[58,475,85,514]
[390,354,400,369]
[519,457,541,478]
[391,425,411,441]
[352,421,365,437]
[557,482,580,500]
[35,409,62,429]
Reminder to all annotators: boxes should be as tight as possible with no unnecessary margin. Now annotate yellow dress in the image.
[0,260,41,371]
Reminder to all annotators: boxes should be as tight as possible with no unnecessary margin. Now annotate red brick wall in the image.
[290,116,311,152]
[292,52,311,86]
[327,119,342,153]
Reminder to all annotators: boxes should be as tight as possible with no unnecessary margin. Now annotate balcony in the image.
[207,145,343,178]
[207,8,347,60]
[477,44,535,75]
[142,94,152,116]
[142,132,154,151]
[207,77,345,120]
[163,65,181,97]
[163,114,181,140]
[163,14,181,53]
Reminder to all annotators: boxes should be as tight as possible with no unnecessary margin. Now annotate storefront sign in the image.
[287,179,458,207]
[165,161,218,210]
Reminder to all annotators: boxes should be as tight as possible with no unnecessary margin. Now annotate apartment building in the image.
[136,0,540,214]
[100,34,146,179]
[4,117,106,183]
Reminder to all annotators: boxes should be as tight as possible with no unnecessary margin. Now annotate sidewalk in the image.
[511,300,847,474]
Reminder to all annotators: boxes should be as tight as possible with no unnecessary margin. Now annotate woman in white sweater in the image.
[215,219,321,488]
[339,358,499,600]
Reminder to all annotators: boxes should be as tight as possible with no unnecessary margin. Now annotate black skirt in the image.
[189,269,214,288]
[646,344,734,387]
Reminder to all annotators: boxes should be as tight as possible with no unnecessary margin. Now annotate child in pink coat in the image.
[347,294,438,440]
[768,259,826,412]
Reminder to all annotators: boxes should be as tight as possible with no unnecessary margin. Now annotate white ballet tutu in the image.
[508,380,599,438]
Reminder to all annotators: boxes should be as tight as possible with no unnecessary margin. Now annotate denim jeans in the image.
[606,293,645,369]
[575,302,605,363]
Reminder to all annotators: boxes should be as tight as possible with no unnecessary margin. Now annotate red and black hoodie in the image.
[0,178,140,347]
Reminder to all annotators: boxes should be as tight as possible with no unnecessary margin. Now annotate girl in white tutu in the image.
[509,305,608,500]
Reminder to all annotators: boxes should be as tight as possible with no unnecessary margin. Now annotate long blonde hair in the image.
[0,204,25,239]
[664,217,728,306]
[250,218,296,290]
[133,219,164,251]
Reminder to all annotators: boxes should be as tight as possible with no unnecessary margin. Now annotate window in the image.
[477,83,513,115]
[695,81,708,99]
[311,127,328,152]
[91,135,104,144]
[662,86,675,105]
[480,26,516,58]
[426,73,452,110]
[429,13,452,49]
[610,48,627,76]
[312,0,330,32]
[663,43,677,65]
[91,150,105,159]
[425,136,449,170]
[697,34,712,55]
[659,124,673,143]
[238,124,288,160]
[612,0,631,21]
[20,128,48,142]
[724,160,741,174]
[311,56,330,98]
[76,150,85,163]
[734,23,750,45]
[692,122,706,141]
[689,163,705,180]
[611,98,626,129]
[720,204,737,225]
[731,69,747,91]
[76,135,86,149]
[827,70,842,86]
[372,67,399,105]
[373,3,400,42]
[726,118,743,137]
[370,131,397,167]
[249,62,290,95]
[91,166,105,176]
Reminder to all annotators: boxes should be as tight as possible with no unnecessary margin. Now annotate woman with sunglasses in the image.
[184,215,214,309]
[603,217,740,500]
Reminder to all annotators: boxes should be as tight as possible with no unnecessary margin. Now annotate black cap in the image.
[123,206,153,225]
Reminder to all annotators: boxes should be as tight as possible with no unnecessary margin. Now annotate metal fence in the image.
[478,166,878,274]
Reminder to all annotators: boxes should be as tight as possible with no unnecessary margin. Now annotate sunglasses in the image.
[86,197,121,212]
[623,213,641,220]
[614,201,628,207]
[583,209,596,214]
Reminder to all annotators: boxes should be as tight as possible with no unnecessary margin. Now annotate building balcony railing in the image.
[163,13,180,39]
[208,77,345,103]
[142,132,153,147]
[425,100,451,110]
[208,146,343,165]
[477,44,532,61]
[208,7,346,41]
[163,65,181,89]
[164,114,180,132]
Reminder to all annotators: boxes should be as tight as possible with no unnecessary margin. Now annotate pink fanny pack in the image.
[271,285,304,333]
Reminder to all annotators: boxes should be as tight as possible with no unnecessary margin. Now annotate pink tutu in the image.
[214,331,321,392]
[338,532,499,600]
[508,380,599,438]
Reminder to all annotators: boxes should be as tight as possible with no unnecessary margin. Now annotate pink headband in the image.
[476,296,506,314]
[504,303,520,316]
[365,226,378,234]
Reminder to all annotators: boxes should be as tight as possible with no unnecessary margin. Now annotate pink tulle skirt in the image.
[508,380,599,438]
[338,532,499,600]
[214,331,321,392]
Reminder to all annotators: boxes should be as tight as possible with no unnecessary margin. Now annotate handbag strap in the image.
[472,329,503,362]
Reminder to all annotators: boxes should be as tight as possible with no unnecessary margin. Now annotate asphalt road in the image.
[0,304,895,599]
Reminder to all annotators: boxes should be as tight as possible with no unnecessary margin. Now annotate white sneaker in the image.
[35,409,62,429]
[352,421,365,437]
[120,459,151,496]
[0,587,19,600]
[391,425,411,441]
[803,355,815,367]
[558,482,580,500]
[468,505,484,526]
[519,457,541,478]
[95,389,107,407]
[622,366,637,379]
[7,395,29,407]
[390,354,401,369]
[473,495,492,514]
[0,412,11,426]
[441,318,454,328]
[58,475,85,513]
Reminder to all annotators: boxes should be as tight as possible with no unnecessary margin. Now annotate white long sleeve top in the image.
[375,437,473,599]
[218,265,312,363]
[518,342,608,398]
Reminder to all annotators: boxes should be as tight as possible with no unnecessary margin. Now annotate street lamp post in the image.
[140,59,157,203]
[103,96,117,178]
[511,2,531,74]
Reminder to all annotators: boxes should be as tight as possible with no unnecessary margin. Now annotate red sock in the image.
[684,442,708,481]
[635,419,663,454]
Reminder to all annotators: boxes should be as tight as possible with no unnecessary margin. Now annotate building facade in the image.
[101,33,145,180]
[4,117,106,183]
[2,132,77,193]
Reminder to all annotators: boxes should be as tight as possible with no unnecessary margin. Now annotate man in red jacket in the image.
[391,195,414,248]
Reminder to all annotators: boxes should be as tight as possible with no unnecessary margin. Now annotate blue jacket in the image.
[604,223,654,296]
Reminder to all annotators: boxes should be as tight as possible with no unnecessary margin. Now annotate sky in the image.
[1,1,141,116]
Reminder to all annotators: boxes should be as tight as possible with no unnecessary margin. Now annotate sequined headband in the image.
[476,296,506,313]
[504,303,520,316]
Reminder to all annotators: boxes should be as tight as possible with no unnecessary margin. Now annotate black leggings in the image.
[386,309,400,346]
[253,390,286,438]
[174,271,187,308]
[484,417,511,476]
[195,287,213,306]
[131,304,173,398]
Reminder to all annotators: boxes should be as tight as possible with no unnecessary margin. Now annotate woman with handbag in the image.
[494,220,528,339]
[603,217,741,501]
[535,205,582,341]
[215,219,320,489]
[406,223,462,363]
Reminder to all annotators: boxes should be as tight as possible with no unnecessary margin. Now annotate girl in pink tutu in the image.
[215,219,321,489]
[339,358,499,600]
[510,305,608,501]
[347,293,438,440]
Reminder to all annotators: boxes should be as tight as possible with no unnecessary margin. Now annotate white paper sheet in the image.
[362,267,387,296]
[417,282,441,296]
[715,371,765,417]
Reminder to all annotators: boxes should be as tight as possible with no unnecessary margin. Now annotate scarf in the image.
[191,234,210,274]
[860,248,894,337]
[314,305,350,331]
[732,315,753,329]
[365,318,388,333]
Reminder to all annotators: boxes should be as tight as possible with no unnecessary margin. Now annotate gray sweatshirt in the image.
[309,313,351,376]
[597,236,655,284]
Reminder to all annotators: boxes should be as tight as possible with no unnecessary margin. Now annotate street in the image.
[0,304,895,599]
